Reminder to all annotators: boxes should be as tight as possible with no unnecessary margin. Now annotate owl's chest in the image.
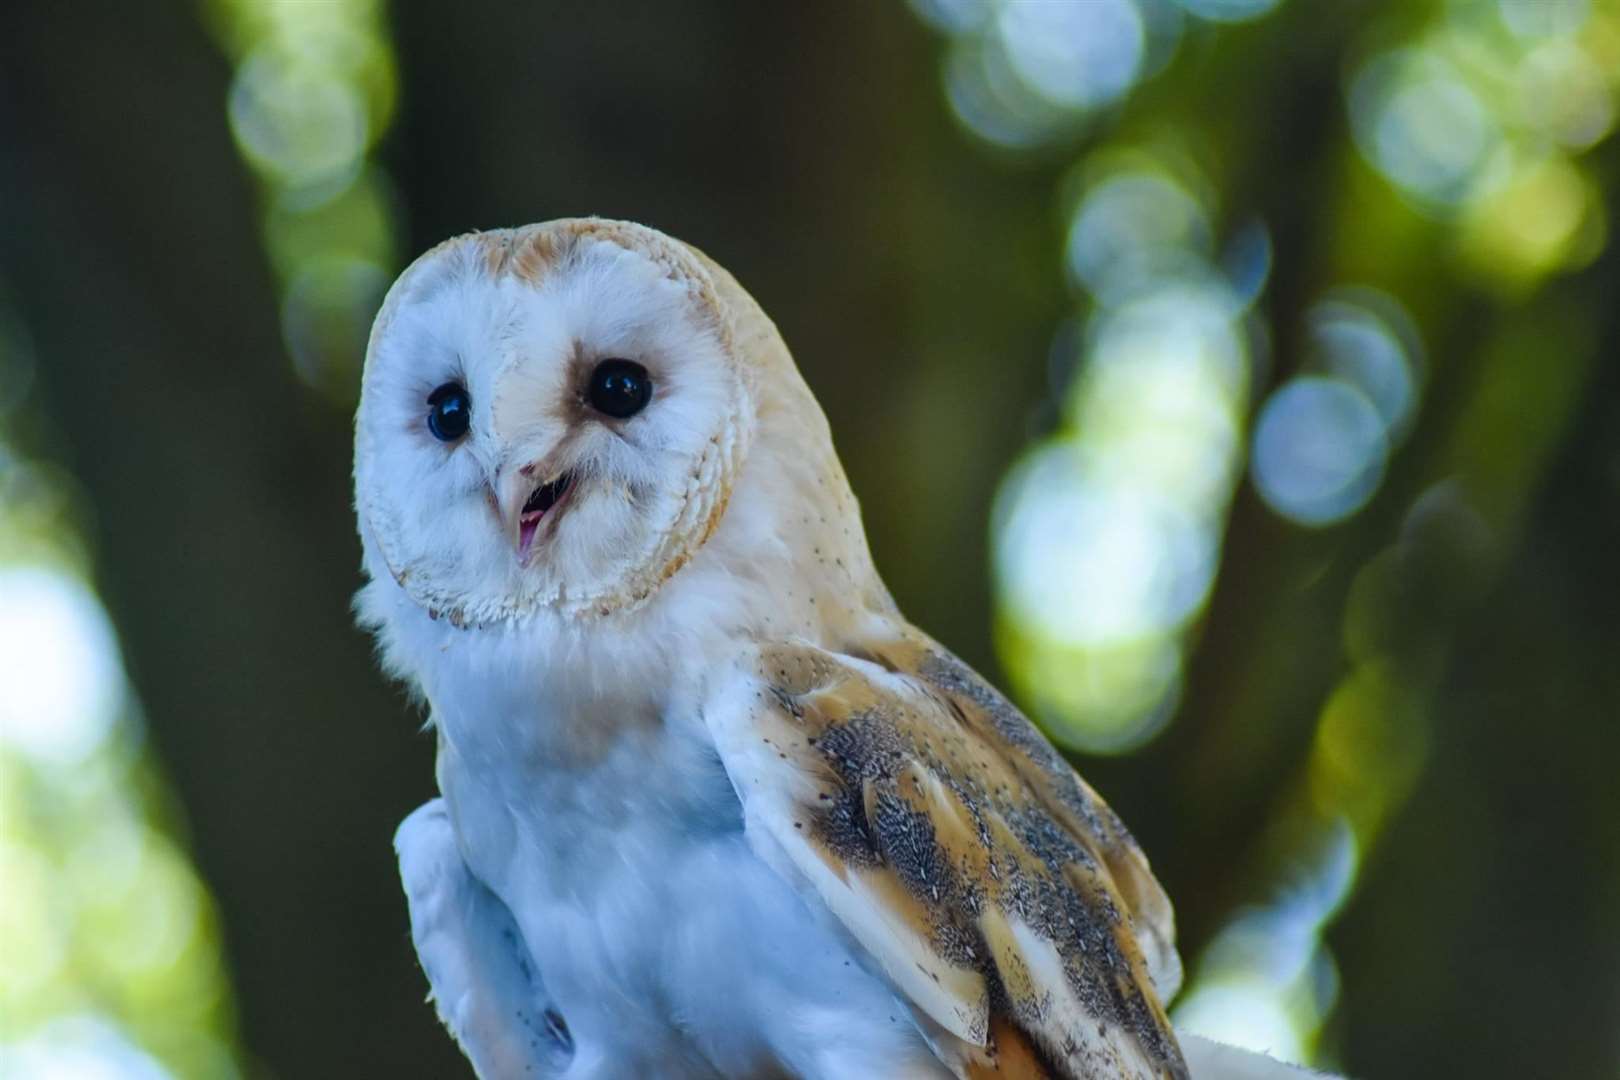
[436,678,734,876]
[433,688,773,1034]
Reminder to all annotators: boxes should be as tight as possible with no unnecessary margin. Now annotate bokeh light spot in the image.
[1222,219,1274,306]
[1520,41,1614,150]
[1084,279,1249,400]
[1307,292,1421,438]
[79,833,203,980]
[1251,377,1389,527]
[1,1016,175,1080]
[996,444,1217,645]
[1497,0,1591,39]
[1174,0,1281,24]
[1174,820,1355,1060]
[1067,170,1212,302]
[1309,663,1430,841]
[1351,51,1500,207]
[1079,317,1245,505]
[999,622,1185,753]
[228,48,369,189]
[944,35,1073,149]
[997,0,1145,110]
[1459,153,1602,285]
[0,568,125,767]
[1174,980,1303,1061]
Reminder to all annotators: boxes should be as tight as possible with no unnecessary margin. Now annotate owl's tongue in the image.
[518,472,574,558]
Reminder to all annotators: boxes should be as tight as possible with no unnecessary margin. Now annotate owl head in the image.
[354,219,769,628]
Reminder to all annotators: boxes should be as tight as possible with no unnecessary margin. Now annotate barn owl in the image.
[354,219,1329,1080]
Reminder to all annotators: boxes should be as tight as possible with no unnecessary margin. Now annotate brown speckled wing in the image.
[706,633,1188,1080]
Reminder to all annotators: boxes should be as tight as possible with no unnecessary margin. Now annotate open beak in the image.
[498,463,577,566]
[487,367,580,565]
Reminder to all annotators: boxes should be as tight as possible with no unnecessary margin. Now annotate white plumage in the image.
[356,219,1335,1080]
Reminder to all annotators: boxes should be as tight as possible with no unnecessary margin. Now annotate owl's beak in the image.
[497,460,577,566]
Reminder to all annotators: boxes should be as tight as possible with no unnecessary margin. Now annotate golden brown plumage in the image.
[706,630,1187,1080]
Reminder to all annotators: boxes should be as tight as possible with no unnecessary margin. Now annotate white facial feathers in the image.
[354,220,757,628]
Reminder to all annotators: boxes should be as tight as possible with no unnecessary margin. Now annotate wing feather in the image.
[704,633,1188,1080]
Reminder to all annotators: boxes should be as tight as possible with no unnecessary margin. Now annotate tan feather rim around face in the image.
[356,219,755,626]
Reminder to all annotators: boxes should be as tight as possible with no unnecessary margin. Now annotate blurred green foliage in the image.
[919,0,1620,1069]
[0,1,1616,1077]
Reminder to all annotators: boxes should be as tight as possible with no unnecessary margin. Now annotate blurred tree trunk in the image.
[0,2,467,1075]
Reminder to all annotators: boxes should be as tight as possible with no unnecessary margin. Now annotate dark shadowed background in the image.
[1,1,1617,1077]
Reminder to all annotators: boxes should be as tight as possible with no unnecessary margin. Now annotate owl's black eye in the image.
[427,382,471,442]
[587,359,652,419]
